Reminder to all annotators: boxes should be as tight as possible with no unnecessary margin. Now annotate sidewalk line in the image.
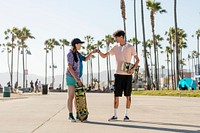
[31,105,66,133]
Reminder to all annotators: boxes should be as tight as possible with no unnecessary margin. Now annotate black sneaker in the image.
[69,115,76,122]
[108,116,118,121]
[76,112,79,120]
[123,116,130,121]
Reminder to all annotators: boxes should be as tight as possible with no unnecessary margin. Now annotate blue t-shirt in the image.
[78,53,86,78]
[66,49,86,78]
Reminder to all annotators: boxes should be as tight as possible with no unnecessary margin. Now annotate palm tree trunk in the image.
[157,47,160,88]
[22,46,25,88]
[17,46,20,85]
[106,56,110,88]
[150,10,159,90]
[174,0,180,89]
[45,49,48,85]
[51,49,54,89]
[197,36,200,77]
[141,0,151,89]
[90,59,93,88]
[62,46,65,90]
[133,0,138,53]
[11,41,14,90]
[109,55,112,85]
[98,53,100,90]
[167,54,170,90]
[87,61,89,89]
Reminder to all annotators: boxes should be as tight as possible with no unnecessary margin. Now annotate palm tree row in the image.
[1,27,34,90]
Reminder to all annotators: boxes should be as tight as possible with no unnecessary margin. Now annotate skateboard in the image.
[75,84,89,122]
[121,62,135,73]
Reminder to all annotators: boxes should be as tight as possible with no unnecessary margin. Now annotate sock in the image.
[114,108,117,117]
[125,108,130,116]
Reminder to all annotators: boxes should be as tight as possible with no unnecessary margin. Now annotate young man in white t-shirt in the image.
[98,30,139,121]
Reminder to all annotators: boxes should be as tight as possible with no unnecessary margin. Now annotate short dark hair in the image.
[113,30,125,38]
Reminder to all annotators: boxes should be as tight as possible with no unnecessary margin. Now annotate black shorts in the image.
[114,74,132,97]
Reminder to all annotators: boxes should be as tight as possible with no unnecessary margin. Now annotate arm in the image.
[85,50,98,61]
[128,55,140,74]
[68,64,82,85]
[98,50,110,58]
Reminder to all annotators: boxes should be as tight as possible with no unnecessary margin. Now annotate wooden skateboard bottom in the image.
[75,86,89,122]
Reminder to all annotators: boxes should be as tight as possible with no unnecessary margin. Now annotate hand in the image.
[128,68,134,74]
[77,79,83,86]
[92,49,100,53]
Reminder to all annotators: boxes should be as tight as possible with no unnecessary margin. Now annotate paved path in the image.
[0,92,200,133]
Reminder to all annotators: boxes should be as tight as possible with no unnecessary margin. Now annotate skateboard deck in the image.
[75,85,89,122]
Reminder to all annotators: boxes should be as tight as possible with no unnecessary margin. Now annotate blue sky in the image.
[0,0,200,79]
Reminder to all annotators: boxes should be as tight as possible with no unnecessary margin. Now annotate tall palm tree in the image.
[141,0,151,90]
[174,0,179,88]
[191,50,198,76]
[44,40,51,85]
[165,46,172,89]
[133,0,138,53]
[16,27,35,88]
[155,34,164,84]
[47,38,59,89]
[196,29,200,76]
[165,27,176,90]
[59,39,70,90]
[161,65,165,78]
[85,35,94,89]
[95,40,104,90]
[4,27,18,89]
[120,0,127,41]
[146,0,166,90]
[146,39,154,83]
[103,35,115,87]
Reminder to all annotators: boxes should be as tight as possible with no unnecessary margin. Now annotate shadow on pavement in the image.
[85,121,200,133]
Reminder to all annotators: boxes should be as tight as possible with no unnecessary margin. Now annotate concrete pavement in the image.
[0,92,200,133]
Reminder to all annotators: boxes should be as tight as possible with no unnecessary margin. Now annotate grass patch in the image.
[132,90,200,97]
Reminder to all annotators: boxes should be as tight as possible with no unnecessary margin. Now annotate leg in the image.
[114,96,119,109]
[67,86,75,113]
[126,96,131,109]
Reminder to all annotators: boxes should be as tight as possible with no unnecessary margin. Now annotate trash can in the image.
[42,84,48,95]
[3,87,11,97]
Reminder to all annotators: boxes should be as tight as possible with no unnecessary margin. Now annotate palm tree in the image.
[133,0,138,53]
[103,35,115,88]
[59,39,70,90]
[15,27,35,88]
[165,27,175,90]
[161,65,165,78]
[120,0,127,41]
[174,0,179,88]
[4,27,18,90]
[146,0,167,90]
[128,37,141,49]
[146,39,154,83]
[191,50,198,77]
[165,46,172,89]
[196,29,200,76]
[85,35,94,89]
[155,34,164,84]
[44,40,51,85]
[95,40,104,90]
[141,0,151,90]
[46,38,59,89]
